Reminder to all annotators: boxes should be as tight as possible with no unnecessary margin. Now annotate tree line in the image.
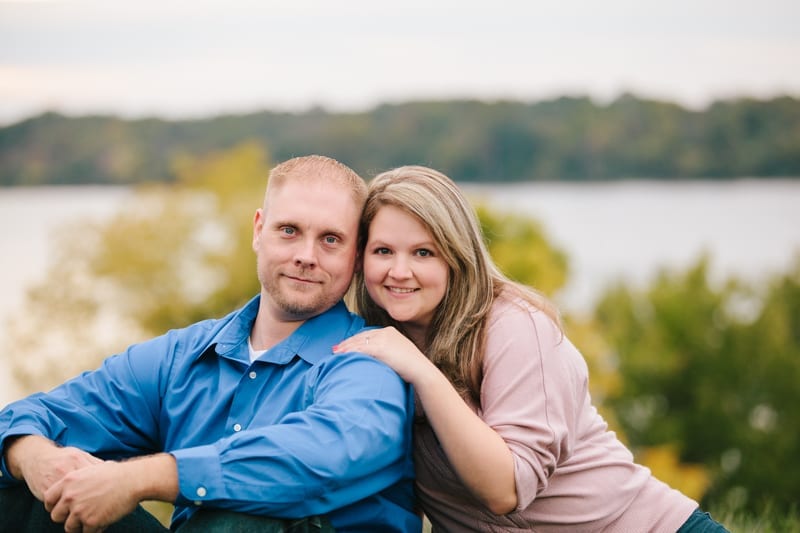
[1,93,799,187]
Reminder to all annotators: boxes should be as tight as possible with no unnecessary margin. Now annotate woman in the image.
[334,166,727,532]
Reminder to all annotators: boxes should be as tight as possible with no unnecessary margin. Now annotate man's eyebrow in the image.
[271,219,349,238]
[322,227,349,239]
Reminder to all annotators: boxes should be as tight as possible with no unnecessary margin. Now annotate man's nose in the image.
[293,239,318,267]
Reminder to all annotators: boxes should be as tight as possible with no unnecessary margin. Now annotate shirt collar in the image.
[208,295,361,366]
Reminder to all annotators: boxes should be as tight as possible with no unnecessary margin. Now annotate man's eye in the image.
[281,227,296,235]
[324,236,338,244]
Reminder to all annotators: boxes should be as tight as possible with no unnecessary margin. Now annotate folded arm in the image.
[335,327,518,514]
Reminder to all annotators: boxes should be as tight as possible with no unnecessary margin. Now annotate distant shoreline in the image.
[3,96,799,187]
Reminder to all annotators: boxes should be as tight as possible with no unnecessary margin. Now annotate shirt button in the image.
[196,486,207,497]
[233,423,242,432]
[249,371,257,379]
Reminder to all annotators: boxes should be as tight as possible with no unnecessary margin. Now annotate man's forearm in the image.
[5,434,55,480]
[121,453,180,503]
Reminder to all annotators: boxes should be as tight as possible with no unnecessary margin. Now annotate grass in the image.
[419,503,800,532]
[710,503,800,533]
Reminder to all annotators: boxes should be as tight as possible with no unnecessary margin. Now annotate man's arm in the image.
[44,453,178,533]
[0,332,176,489]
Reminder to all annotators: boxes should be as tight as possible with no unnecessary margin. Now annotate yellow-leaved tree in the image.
[8,141,267,393]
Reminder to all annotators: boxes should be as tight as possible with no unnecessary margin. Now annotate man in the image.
[0,155,419,533]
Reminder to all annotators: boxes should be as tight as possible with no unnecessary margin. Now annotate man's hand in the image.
[44,453,179,533]
[45,460,139,533]
[5,435,101,500]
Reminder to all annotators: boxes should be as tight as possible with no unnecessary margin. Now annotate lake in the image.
[464,179,800,312]
[2,180,799,406]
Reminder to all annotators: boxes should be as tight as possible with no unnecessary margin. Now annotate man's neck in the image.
[250,303,307,351]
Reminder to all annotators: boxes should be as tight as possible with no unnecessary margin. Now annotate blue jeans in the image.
[0,483,168,533]
[177,509,334,532]
[0,484,335,532]
[676,508,730,533]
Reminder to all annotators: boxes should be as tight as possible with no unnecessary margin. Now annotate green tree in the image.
[595,256,800,513]
[476,204,569,295]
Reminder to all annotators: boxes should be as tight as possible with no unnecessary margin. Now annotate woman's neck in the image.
[402,323,429,353]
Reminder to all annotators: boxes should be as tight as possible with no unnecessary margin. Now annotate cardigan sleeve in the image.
[478,297,589,511]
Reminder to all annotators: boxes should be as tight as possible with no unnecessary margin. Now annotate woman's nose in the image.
[388,257,412,279]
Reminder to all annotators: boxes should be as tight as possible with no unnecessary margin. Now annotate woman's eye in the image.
[417,249,433,257]
[375,247,391,255]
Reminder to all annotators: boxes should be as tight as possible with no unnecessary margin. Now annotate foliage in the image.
[95,141,267,332]
[595,256,800,514]
[8,143,268,392]
[2,95,800,187]
[475,204,569,296]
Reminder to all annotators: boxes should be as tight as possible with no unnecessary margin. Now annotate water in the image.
[1,180,799,406]
[0,186,132,405]
[464,179,800,312]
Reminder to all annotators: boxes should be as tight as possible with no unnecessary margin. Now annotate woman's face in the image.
[363,205,449,338]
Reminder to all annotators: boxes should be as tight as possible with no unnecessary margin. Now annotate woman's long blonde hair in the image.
[349,166,559,405]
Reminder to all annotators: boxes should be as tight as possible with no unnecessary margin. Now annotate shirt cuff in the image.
[0,453,16,486]
[0,429,46,487]
[170,444,224,507]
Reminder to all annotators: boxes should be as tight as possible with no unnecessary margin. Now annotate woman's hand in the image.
[334,327,433,384]
[336,326,518,515]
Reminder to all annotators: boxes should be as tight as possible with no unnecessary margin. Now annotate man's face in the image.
[252,177,360,322]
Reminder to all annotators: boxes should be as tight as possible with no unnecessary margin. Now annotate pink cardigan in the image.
[414,296,698,532]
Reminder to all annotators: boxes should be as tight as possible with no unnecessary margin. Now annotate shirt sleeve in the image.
[0,334,173,485]
[479,299,587,511]
[170,353,412,518]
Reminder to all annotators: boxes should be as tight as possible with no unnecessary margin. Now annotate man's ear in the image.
[252,209,264,251]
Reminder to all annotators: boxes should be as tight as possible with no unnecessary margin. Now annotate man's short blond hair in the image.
[264,155,367,210]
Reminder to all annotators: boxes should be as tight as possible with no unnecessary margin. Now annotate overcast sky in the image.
[1,0,799,125]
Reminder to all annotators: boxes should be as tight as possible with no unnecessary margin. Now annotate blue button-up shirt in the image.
[0,296,420,532]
